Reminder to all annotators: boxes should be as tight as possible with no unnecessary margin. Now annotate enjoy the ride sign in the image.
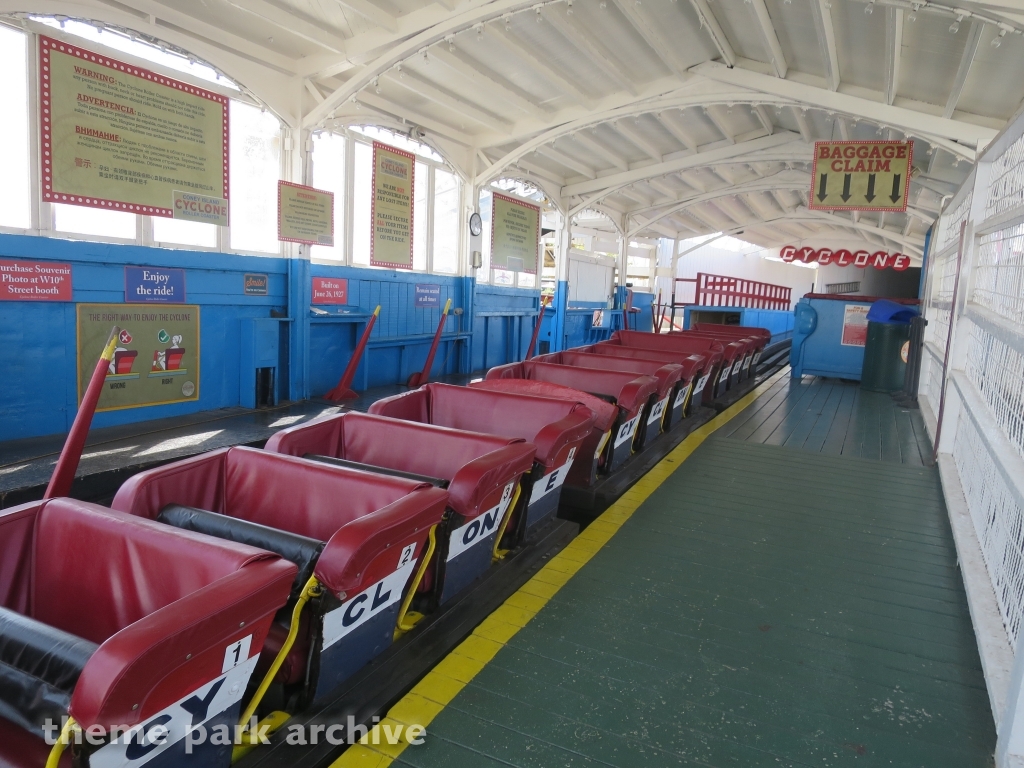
[810,141,912,212]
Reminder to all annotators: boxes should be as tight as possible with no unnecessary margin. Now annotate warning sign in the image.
[811,141,912,212]
[841,304,870,347]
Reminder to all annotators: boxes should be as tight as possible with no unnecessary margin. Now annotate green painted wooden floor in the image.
[721,375,932,465]
[395,384,994,767]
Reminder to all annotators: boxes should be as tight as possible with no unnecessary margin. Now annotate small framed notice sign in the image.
[370,141,415,269]
[278,181,334,246]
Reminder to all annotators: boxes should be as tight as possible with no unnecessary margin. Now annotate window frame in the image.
[3,21,286,257]
[309,126,464,276]
[0,22,468,273]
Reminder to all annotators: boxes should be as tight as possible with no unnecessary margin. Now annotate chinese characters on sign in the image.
[41,36,228,218]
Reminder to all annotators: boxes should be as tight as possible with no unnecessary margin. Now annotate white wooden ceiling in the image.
[8,0,1024,261]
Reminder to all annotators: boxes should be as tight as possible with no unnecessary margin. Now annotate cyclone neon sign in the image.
[780,246,912,271]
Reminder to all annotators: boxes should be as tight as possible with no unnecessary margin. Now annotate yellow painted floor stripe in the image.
[331,369,787,767]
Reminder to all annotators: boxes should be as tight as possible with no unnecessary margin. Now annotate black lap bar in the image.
[0,605,98,736]
[302,454,449,488]
[159,505,325,602]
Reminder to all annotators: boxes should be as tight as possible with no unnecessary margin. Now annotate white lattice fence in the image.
[954,408,1024,648]
[988,134,1024,221]
[924,113,1024,757]
[964,320,1024,461]
[974,228,1024,326]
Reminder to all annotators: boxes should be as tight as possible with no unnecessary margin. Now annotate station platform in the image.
[339,372,995,768]
[0,374,476,507]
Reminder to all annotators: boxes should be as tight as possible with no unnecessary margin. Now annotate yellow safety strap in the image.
[238,575,322,729]
[680,380,695,419]
[394,526,437,639]
[45,716,78,768]
[492,483,523,562]
[595,430,611,460]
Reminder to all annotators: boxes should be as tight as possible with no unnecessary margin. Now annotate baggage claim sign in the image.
[40,36,229,219]
[810,141,912,212]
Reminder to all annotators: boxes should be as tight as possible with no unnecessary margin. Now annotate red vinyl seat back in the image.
[691,323,771,344]
[486,360,659,414]
[468,379,618,432]
[267,412,536,520]
[368,383,596,468]
[268,412,525,483]
[611,329,723,355]
[28,499,275,644]
[112,446,431,542]
[582,344,709,380]
[338,413,527,481]
[671,330,757,357]
[539,351,685,392]
[225,448,433,540]
[0,498,296,731]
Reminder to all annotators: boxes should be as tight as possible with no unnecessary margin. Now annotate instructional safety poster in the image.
[370,141,414,269]
[77,303,200,411]
[41,36,229,217]
[491,192,539,273]
[841,304,870,347]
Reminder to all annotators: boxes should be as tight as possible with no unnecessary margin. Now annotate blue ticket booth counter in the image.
[789,295,875,380]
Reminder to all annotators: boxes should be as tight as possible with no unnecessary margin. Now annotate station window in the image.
[320,126,462,273]
[433,169,459,274]
[0,19,470,273]
[310,132,346,261]
[229,101,282,254]
[54,204,136,240]
[351,140,373,266]
[478,179,546,286]
[152,217,218,249]
[0,25,31,231]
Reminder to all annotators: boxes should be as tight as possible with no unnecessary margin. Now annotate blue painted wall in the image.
[307,264,473,397]
[0,233,539,441]
[471,285,541,371]
[0,234,288,441]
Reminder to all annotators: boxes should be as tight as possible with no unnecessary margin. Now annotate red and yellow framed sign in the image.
[278,181,334,246]
[490,192,540,274]
[810,141,912,212]
[40,36,229,217]
[370,141,415,269]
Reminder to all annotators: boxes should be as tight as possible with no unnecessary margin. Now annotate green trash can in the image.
[861,300,918,393]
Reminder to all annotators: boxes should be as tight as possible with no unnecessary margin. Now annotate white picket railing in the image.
[922,110,1024,766]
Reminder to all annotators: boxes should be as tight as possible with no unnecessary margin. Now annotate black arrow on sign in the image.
[817,174,828,202]
[890,174,902,203]
[840,174,852,202]
[865,174,876,203]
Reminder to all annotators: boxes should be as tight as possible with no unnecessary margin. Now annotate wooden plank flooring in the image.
[393,381,993,768]
[721,375,931,464]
